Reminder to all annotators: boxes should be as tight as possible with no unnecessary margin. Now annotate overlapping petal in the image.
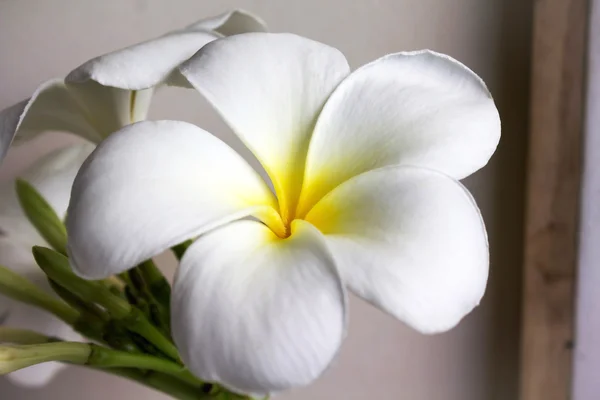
[66,10,266,90]
[66,120,279,279]
[65,31,219,91]
[298,51,500,215]
[172,219,346,395]
[179,33,350,220]
[306,166,489,333]
[0,10,268,165]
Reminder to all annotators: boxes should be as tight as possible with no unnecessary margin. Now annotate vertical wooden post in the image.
[520,0,588,399]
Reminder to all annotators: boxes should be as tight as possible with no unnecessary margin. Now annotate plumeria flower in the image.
[0,143,94,386]
[66,33,500,395]
[0,9,267,163]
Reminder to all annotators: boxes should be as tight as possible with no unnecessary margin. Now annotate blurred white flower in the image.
[0,143,94,386]
[66,32,500,395]
[0,9,267,162]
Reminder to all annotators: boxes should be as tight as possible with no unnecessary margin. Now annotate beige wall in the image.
[0,0,532,399]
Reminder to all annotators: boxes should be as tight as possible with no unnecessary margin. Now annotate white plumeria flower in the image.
[0,9,267,162]
[66,33,500,395]
[0,143,94,386]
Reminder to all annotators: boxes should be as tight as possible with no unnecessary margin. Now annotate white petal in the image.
[64,81,152,139]
[185,9,268,36]
[299,51,500,215]
[66,31,219,90]
[0,101,27,163]
[172,219,346,395]
[0,80,102,159]
[66,121,278,279]
[0,143,95,248]
[179,33,350,220]
[66,10,268,91]
[305,166,489,333]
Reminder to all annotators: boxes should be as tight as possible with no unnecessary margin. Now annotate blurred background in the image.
[0,0,532,399]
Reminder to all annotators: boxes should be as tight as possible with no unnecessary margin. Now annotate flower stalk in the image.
[0,264,79,325]
[138,260,171,309]
[127,261,171,332]
[0,342,199,385]
[32,247,180,361]
[103,368,213,400]
[32,247,130,317]
[0,327,56,345]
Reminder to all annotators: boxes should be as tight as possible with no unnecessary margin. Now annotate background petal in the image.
[179,33,350,221]
[299,50,500,216]
[0,101,27,164]
[66,10,268,91]
[66,30,218,90]
[0,80,102,160]
[64,81,152,139]
[66,120,278,279]
[0,143,95,247]
[172,219,346,395]
[0,144,89,387]
[0,143,88,386]
[305,166,489,333]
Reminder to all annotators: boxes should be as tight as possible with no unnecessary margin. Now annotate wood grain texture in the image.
[520,0,589,399]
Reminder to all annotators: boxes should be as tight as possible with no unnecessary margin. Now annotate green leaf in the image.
[15,179,68,255]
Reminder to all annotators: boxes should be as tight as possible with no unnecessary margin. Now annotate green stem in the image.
[88,345,197,385]
[123,309,180,360]
[118,272,134,289]
[48,279,110,321]
[0,327,55,345]
[0,264,79,325]
[32,247,179,360]
[33,247,131,318]
[130,261,171,332]
[0,342,197,385]
[0,342,91,374]
[138,260,171,308]
[96,368,212,400]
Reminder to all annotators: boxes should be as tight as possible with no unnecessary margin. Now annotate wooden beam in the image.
[520,0,588,399]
